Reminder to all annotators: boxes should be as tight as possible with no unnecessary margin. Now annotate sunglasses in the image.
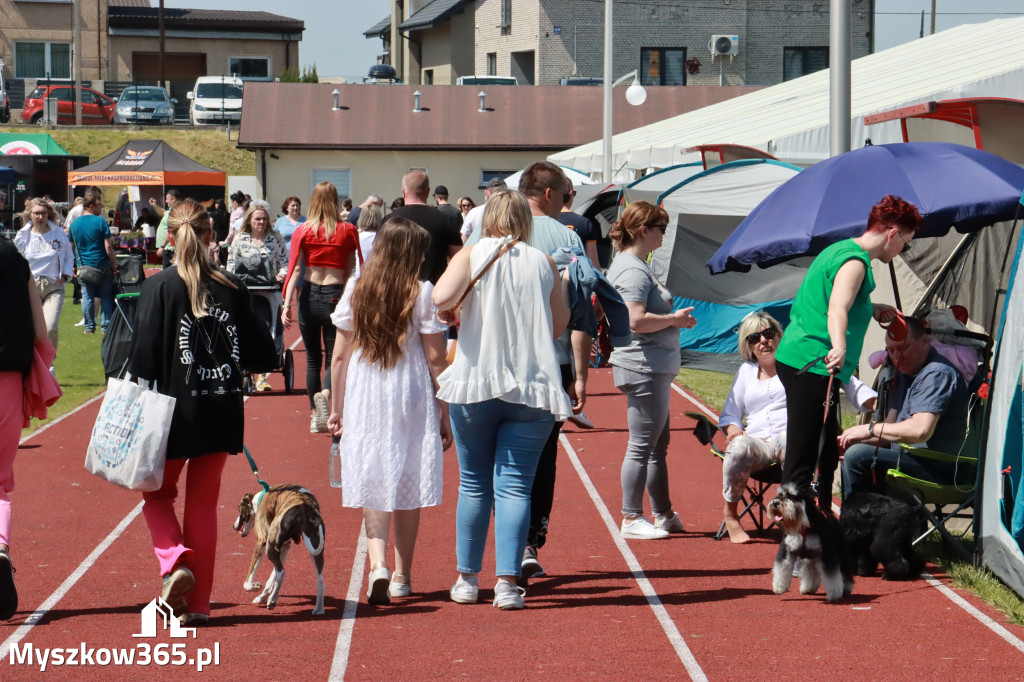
[892,228,912,254]
[548,187,573,204]
[745,327,778,345]
[647,222,668,234]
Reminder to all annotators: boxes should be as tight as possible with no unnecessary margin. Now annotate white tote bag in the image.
[84,375,176,491]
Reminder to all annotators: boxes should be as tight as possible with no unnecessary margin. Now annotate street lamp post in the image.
[602,0,647,182]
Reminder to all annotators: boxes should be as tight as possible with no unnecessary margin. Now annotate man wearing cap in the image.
[433,185,463,228]
[460,177,504,244]
[839,315,971,496]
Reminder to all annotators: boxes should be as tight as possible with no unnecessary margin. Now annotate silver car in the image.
[114,86,176,125]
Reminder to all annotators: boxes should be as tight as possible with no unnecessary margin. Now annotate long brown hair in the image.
[348,218,429,369]
[306,181,341,240]
[169,198,236,317]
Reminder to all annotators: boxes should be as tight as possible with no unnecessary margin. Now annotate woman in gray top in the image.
[607,201,696,540]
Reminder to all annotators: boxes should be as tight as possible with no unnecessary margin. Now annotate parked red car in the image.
[20,85,116,125]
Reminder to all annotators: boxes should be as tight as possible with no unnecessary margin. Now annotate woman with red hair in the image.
[773,195,921,511]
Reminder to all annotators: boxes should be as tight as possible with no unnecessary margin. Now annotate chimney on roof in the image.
[332,89,341,111]
[413,90,422,112]
[478,91,486,113]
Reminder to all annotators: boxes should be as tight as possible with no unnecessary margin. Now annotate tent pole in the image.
[888,261,901,311]
[907,231,977,317]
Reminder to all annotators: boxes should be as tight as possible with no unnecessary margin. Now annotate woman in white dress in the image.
[327,218,452,605]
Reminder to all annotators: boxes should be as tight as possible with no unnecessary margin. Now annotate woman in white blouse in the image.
[719,311,876,543]
[14,198,74,353]
[718,312,788,544]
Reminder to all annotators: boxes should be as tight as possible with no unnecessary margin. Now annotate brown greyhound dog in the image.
[233,484,325,615]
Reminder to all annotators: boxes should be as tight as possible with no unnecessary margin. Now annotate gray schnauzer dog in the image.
[839,491,924,581]
[768,483,853,602]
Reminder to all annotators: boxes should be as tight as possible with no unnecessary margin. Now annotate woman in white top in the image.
[719,311,876,543]
[433,190,570,611]
[328,219,452,605]
[718,312,788,544]
[14,198,74,353]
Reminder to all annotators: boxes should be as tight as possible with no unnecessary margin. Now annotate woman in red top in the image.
[282,181,360,433]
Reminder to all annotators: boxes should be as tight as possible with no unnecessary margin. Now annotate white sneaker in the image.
[621,517,670,539]
[568,411,595,429]
[74,319,85,327]
[313,391,330,432]
[450,575,479,604]
[309,416,319,434]
[654,511,685,533]
[492,580,526,610]
[367,565,390,605]
[389,580,412,598]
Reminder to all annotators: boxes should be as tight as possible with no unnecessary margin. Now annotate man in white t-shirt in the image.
[460,177,505,243]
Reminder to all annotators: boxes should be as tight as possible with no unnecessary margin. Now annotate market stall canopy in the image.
[68,139,226,187]
[0,133,68,156]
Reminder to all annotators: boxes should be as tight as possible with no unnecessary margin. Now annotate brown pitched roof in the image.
[237,83,761,151]
[107,7,304,33]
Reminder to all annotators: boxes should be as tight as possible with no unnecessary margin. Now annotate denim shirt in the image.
[549,246,631,347]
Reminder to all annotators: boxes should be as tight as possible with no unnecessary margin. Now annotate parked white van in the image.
[186,76,243,125]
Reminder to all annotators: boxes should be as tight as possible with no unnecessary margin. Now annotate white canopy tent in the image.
[550,17,1024,174]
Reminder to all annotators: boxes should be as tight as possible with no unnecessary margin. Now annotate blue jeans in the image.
[451,399,554,576]
[81,265,115,333]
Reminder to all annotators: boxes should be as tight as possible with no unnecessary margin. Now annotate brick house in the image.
[367,0,874,86]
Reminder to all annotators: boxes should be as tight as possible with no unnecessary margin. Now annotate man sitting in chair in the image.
[840,315,970,496]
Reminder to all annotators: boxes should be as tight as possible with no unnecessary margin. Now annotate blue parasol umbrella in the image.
[708,142,1024,274]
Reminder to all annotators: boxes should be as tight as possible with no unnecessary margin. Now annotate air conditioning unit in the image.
[710,35,740,57]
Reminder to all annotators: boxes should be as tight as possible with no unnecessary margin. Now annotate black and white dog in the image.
[768,483,853,602]
[840,492,924,580]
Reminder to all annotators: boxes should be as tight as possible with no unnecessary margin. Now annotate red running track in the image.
[4,330,1024,680]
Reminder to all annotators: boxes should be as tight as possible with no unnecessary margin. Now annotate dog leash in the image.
[243,444,271,493]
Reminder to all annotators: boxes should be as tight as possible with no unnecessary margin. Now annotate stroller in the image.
[100,249,147,379]
[231,254,294,394]
[243,283,294,395]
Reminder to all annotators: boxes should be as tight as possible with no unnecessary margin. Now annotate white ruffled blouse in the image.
[436,236,572,421]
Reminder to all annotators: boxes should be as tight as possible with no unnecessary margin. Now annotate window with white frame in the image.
[15,42,71,79]
[311,168,351,202]
[228,57,271,81]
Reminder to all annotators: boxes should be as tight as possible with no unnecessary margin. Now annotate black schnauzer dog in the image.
[840,492,924,580]
[769,483,853,602]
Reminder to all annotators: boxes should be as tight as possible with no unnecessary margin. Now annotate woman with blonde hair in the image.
[353,203,385,278]
[328,218,452,604]
[607,201,696,540]
[15,198,74,354]
[433,190,570,610]
[282,182,360,433]
[130,198,276,625]
[228,201,289,391]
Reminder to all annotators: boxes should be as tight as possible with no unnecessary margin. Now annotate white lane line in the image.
[560,433,708,682]
[673,380,1024,653]
[670,381,718,420]
[921,572,1024,653]
[19,391,106,445]
[0,501,144,660]
[329,522,368,681]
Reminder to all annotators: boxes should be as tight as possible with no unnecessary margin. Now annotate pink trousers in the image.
[0,372,24,548]
[142,452,228,616]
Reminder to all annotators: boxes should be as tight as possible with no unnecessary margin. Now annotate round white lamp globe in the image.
[625,82,647,106]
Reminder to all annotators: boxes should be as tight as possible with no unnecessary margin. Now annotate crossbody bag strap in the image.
[455,238,520,308]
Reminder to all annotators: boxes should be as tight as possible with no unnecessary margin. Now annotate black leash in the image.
[243,444,271,492]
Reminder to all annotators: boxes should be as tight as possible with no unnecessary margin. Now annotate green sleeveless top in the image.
[775,239,874,383]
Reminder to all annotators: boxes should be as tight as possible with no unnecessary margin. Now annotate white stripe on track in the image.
[921,572,1024,653]
[329,522,368,681]
[672,380,1024,653]
[19,391,106,445]
[0,501,144,660]
[560,433,708,681]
